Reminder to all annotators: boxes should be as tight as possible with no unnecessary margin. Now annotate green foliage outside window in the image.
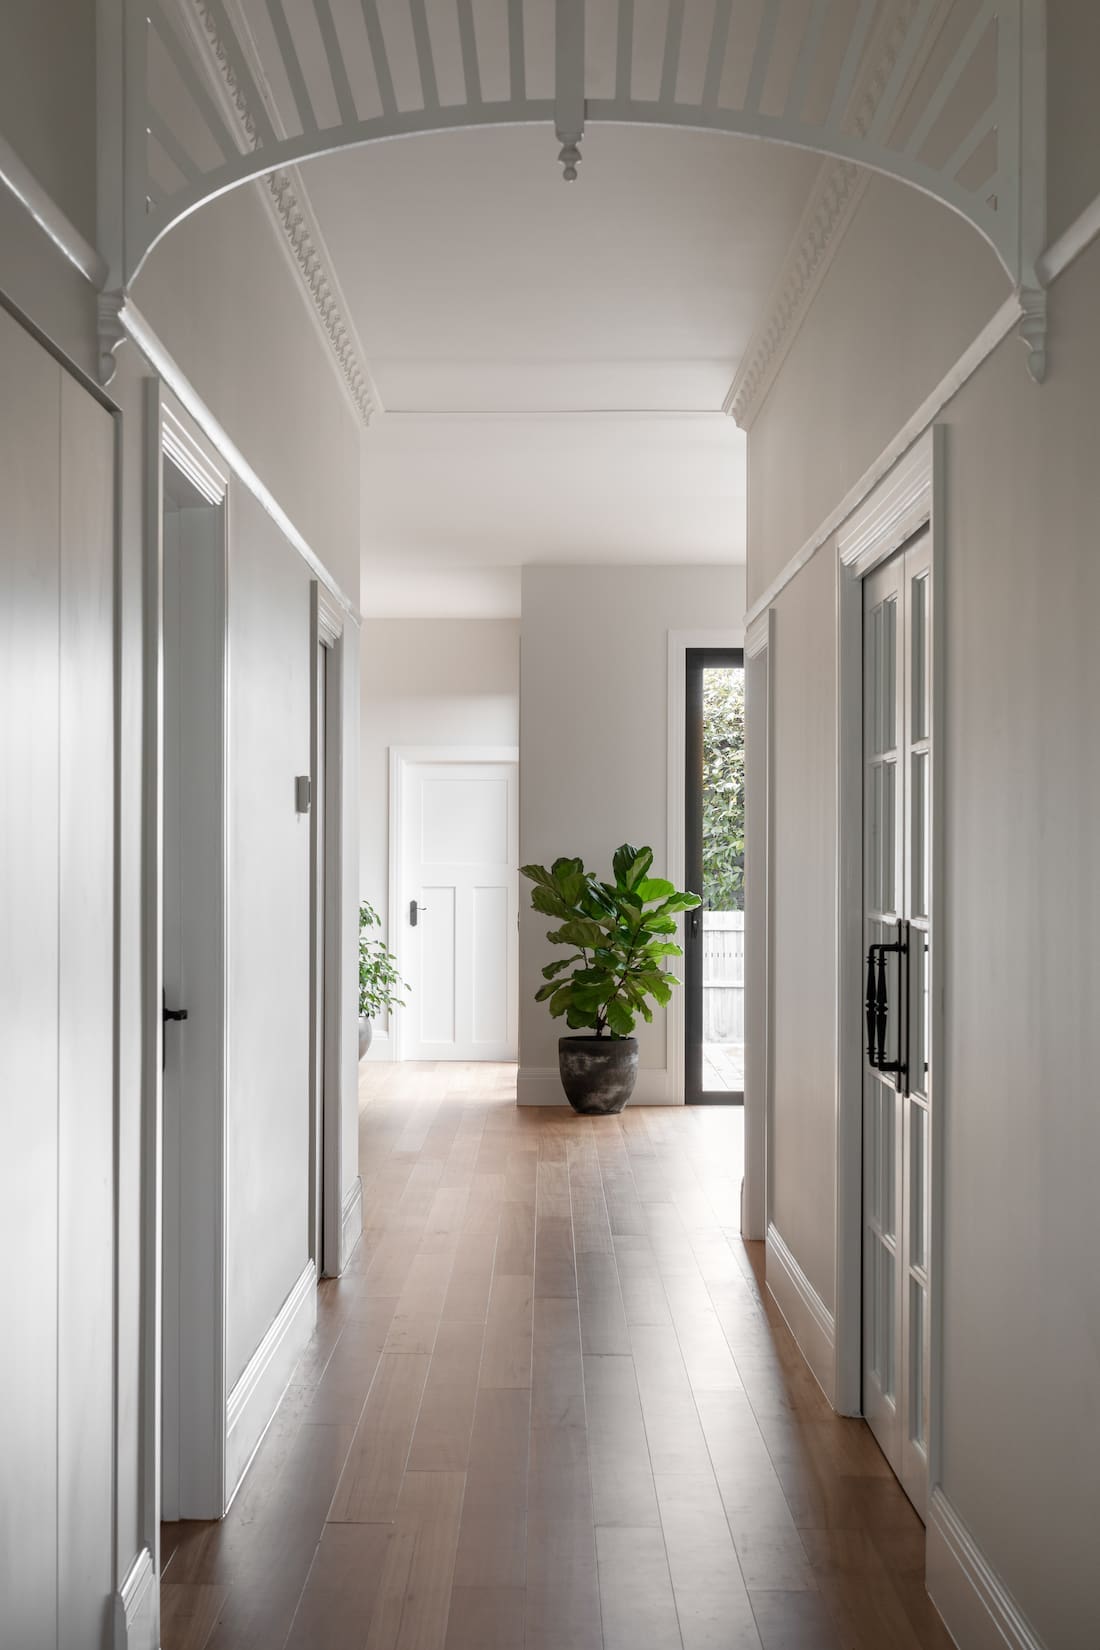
[702,670,745,911]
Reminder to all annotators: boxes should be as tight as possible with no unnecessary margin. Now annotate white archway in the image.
[101,0,1046,339]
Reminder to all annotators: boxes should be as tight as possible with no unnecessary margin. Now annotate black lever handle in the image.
[162,988,188,1023]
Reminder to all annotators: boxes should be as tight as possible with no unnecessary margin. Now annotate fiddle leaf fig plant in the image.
[521,844,701,1038]
[359,901,408,1020]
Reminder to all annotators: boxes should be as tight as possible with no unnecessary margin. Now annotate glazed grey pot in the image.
[358,1016,373,1060]
[558,1035,639,1115]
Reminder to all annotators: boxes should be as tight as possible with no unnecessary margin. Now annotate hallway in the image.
[161,1064,952,1650]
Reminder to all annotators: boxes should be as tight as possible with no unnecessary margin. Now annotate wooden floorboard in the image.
[161,1060,952,1650]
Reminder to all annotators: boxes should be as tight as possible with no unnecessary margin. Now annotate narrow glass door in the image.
[861,531,933,1521]
[685,649,745,1105]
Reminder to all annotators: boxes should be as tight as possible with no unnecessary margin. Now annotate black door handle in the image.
[410,899,428,926]
[163,988,189,1023]
[865,925,908,1088]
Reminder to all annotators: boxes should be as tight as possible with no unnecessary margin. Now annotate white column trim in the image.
[224,1259,317,1505]
[113,1547,157,1650]
[765,1223,835,1405]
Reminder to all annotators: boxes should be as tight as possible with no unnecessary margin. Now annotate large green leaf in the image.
[547,918,609,949]
[535,980,562,1002]
[635,876,675,903]
[520,862,555,889]
[642,941,682,958]
[606,999,636,1036]
[530,885,574,921]
[640,913,678,935]
[542,956,579,980]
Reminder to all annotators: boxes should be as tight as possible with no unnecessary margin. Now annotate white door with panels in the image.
[862,531,933,1521]
[396,752,519,1061]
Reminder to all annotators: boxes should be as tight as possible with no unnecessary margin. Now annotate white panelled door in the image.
[862,531,933,1521]
[398,755,519,1060]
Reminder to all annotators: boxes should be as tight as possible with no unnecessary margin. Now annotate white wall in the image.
[359,615,521,932]
[519,564,745,1100]
[747,142,1100,1650]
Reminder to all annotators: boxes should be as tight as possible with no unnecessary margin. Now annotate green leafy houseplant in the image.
[522,844,701,1038]
[359,901,408,1020]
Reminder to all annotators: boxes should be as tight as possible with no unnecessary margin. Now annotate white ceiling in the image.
[297,122,820,612]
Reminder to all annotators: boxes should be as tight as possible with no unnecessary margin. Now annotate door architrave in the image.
[833,424,945,1498]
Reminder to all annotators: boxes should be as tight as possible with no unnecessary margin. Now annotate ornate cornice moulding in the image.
[725,0,944,432]
[186,0,378,427]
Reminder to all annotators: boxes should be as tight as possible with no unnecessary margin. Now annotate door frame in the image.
[743,610,774,1241]
[833,425,946,1470]
[311,586,346,1276]
[388,744,520,1062]
[144,382,230,1534]
[683,646,746,1108]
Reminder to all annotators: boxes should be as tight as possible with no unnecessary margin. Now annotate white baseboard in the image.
[224,1259,317,1502]
[113,1547,156,1650]
[765,1222,836,1405]
[927,1488,1046,1650]
[516,1064,674,1107]
[340,1174,363,1270]
[363,1029,391,1062]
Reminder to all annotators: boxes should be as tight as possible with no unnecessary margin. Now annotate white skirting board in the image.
[764,1223,836,1406]
[113,1547,156,1650]
[340,1174,363,1271]
[363,1029,391,1062]
[224,1259,317,1502]
[927,1489,1047,1650]
[516,1065,674,1107]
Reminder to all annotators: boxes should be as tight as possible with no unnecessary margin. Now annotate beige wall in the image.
[749,174,1100,1650]
[359,616,521,947]
[747,174,1006,604]
[519,564,745,1090]
[0,0,96,242]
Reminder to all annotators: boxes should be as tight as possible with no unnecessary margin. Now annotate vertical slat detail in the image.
[867,0,940,145]
[904,2,996,158]
[659,0,686,106]
[409,0,440,110]
[314,0,359,125]
[359,0,397,116]
[701,0,732,111]
[743,0,780,114]
[456,0,483,106]
[615,0,635,103]
[785,0,831,121]
[826,0,877,132]
[265,0,318,132]
[508,0,526,101]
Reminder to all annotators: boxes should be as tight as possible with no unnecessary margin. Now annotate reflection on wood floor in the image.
[161,1061,953,1649]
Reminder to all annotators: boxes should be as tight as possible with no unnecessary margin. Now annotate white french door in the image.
[862,531,933,1520]
[395,752,519,1061]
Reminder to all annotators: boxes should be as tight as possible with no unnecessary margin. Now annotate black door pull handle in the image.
[162,988,188,1023]
[865,927,907,1087]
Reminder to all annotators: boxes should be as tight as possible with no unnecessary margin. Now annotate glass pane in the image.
[909,1276,926,1447]
[874,597,897,755]
[875,1242,896,1398]
[909,932,930,1099]
[879,1085,896,1240]
[910,1101,928,1269]
[700,664,744,1093]
[869,763,896,913]
[911,572,929,742]
[911,750,929,918]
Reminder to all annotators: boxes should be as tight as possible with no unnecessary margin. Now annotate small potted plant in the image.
[359,900,408,1059]
[522,843,700,1114]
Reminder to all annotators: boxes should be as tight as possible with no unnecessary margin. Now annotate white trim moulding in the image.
[0,132,107,287]
[161,403,229,505]
[927,1489,1048,1650]
[224,1259,317,1504]
[340,1175,363,1271]
[765,1223,836,1406]
[113,1546,157,1650]
[742,292,1021,630]
[119,297,358,617]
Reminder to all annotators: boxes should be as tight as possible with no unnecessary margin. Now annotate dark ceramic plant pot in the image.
[358,1016,373,1060]
[558,1035,639,1115]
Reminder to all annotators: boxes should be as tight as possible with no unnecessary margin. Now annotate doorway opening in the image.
[685,649,746,1105]
[311,587,345,1276]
